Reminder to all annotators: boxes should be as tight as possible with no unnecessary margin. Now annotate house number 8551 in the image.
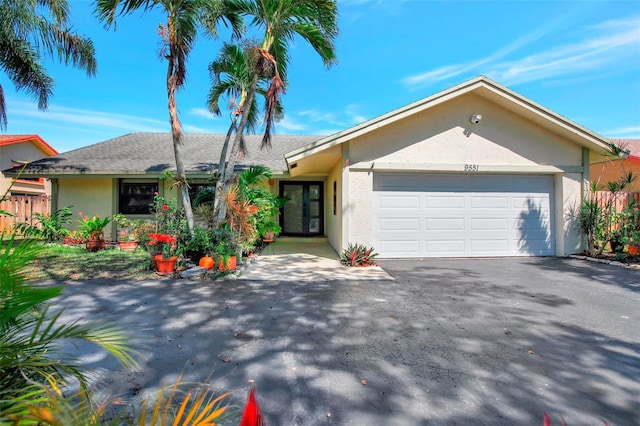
[464,164,479,172]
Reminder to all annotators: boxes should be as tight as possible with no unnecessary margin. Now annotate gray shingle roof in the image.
[6,132,321,176]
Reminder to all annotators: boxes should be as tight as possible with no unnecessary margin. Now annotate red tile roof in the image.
[0,134,58,156]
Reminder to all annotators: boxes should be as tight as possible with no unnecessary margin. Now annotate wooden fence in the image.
[0,195,51,234]
[593,191,640,211]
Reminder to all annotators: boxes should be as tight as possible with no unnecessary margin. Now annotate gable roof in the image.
[5,132,321,177]
[285,75,614,166]
[0,134,58,156]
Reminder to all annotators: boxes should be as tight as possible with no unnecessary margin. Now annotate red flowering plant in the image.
[150,193,185,236]
[148,233,178,258]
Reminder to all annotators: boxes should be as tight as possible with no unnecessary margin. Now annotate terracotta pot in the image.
[154,255,178,274]
[218,255,237,271]
[118,241,139,252]
[262,231,274,242]
[85,239,105,252]
[628,245,640,256]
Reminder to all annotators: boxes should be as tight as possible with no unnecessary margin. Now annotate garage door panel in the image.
[379,218,420,231]
[425,240,465,253]
[470,196,509,209]
[470,218,509,231]
[373,173,555,258]
[378,239,421,256]
[425,196,465,209]
[471,239,509,253]
[512,196,549,210]
[378,195,419,209]
[516,238,553,253]
[425,218,465,231]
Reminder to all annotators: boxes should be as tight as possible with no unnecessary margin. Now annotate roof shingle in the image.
[6,132,320,176]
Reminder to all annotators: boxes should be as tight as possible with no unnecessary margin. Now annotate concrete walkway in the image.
[237,237,393,281]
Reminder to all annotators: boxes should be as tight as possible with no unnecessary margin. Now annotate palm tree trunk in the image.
[211,117,237,227]
[216,72,260,224]
[167,57,195,234]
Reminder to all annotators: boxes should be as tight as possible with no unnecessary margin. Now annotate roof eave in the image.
[0,135,58,156]
[285,76,614,165]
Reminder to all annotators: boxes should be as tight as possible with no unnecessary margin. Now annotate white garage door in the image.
[373,173,555,258]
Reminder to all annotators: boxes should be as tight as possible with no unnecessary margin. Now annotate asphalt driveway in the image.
[54,257,639,425]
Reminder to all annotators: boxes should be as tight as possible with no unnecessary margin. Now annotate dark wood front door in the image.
[280,182,323,236]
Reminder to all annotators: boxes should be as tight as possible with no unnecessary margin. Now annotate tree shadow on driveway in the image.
[49,257,638,424]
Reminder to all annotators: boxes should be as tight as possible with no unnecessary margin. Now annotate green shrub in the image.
[14,206,73,242]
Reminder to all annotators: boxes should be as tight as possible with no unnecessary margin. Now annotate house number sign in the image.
[464,164,479,172]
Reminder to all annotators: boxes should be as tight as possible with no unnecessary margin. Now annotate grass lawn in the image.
[25,243,161,281]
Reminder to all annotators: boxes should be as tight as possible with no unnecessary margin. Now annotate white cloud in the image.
[490,20,640,85]
[604,125,640,138]
[298,109,340,124]
[276,116,308,132]
[401,14,640,90]
[182,124,211,133]
[10,98,167,133]
[189,108,215,119]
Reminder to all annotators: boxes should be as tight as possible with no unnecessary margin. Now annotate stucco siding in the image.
[590,160,640,191]
[348,93,582,168]
[327,161,342,252]
[559,173,584,255]
[58,178,114,239]
[348,170,374,247]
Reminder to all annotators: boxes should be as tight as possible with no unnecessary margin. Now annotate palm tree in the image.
[207,41,282,225]
[95,0,243,233]
[215,0,339,223]
[0,0,96,130]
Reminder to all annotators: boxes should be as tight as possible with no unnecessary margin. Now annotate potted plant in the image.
[215,240,237,271]
[622,229,640,256]
[149,233,179,274]
[117,229,139,251]
[78,213,110,251]
[113,213,141,252]
[619,202,640,256]
[259,220,281,243]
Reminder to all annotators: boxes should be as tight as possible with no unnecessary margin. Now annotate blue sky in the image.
[3,0,639,152]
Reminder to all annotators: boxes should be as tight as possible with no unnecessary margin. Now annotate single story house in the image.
[590,139,640,191]
[5,76,614,258]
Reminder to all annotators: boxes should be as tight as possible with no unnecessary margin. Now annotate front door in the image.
[280,182,324,236]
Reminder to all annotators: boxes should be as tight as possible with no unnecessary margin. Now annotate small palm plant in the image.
[0,233,138,422]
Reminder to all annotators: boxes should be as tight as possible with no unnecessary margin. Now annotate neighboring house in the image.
[0,134,58,196]
[590,139,640,191]
[4,76,614,258]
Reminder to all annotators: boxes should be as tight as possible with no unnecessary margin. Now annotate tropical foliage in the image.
[339,243,378,267]
[0,227,137,422]
[95,0,244,234]
[214,0,339,223]
[576,172,639,256]
[77,212,111,240]
[14,206,73,242]
[0,0,96,130]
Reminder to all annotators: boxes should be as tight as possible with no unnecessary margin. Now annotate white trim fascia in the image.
[285,76,613,166]
[349,162,583,174]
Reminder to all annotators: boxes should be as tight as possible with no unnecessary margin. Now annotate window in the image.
[333,181,337,215]
[119,180,158,214]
